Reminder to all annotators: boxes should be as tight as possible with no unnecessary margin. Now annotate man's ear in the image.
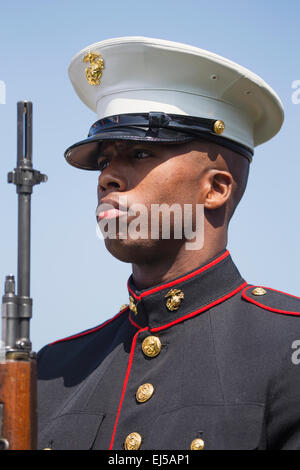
[204,170,233,210]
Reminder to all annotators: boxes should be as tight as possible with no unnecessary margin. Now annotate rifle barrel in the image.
[17,103,32,343]
[0,101,46,450]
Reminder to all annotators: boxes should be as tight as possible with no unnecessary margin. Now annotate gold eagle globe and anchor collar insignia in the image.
[129,295,138,316]
[119,303,129,312]
[126,251,246,329]
[83,52,105,86]
[165,288,184,311]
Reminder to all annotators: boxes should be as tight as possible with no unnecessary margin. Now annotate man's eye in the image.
[97,159,109,171]
[133,150,153,159]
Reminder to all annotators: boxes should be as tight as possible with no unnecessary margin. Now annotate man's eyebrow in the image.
[97,151,111,157]
[99,143,154,157]
[100,141,135,152]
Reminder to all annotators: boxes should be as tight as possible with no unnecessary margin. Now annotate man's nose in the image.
[98,166,127,194]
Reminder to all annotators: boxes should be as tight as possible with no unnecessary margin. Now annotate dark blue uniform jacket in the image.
[37,250,300,450]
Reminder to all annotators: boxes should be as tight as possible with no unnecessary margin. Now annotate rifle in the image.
[0,102,47,450]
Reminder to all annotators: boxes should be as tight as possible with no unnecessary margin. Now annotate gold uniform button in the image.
[190,438,205,450]
[142,336,162,358]
[252,287,267,296]
[124,432,142,450]
[136,383,155,403]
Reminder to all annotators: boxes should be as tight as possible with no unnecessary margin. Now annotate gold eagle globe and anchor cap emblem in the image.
[164,288,184,311]
[83,52,105,86]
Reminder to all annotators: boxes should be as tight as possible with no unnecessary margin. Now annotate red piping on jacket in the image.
[109,327,149,450]
[109,280,247,448]
[242,286,300,316]
[49,306,129,346]
[151,281,247,332]
[128,250,230,301]
[128,315,141,329]
[129,281,248,331]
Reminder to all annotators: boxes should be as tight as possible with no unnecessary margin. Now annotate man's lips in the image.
[96,198,128,221]
[97,208,128,221]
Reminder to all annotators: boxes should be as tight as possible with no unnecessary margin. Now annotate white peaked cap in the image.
[66,36,284,168]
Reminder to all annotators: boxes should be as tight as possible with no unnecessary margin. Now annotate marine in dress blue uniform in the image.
[37,37,300,450]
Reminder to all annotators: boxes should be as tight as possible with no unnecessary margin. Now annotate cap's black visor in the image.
[64,113,253,170]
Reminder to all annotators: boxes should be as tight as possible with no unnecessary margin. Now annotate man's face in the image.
[96,139,213,263]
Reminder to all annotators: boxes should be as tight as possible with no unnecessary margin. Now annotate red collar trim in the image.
[130,280,247,331]
[128,250,230,301]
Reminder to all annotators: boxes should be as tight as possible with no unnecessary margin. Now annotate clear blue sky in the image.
[0,0,299,351]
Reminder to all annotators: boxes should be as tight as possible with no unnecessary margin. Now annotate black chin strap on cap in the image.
[87,113,253,160]
[148,112,171,128]
[88,112,220,137]
[65,112,253,170]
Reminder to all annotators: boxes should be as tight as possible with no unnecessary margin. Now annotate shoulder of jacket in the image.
[46,305,129,348]
[241,285,300,317]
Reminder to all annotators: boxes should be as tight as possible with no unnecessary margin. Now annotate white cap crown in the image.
[68,36,284,154]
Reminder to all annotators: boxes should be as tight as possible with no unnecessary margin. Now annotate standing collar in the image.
[127,250,246,330]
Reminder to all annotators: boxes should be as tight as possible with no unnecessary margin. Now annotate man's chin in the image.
[103,237,154,263]
[103,236,178,264]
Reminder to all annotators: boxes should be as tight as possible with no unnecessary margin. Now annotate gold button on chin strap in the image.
[213,120,225,135]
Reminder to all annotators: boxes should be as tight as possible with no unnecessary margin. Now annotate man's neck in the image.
[131,242,226,290]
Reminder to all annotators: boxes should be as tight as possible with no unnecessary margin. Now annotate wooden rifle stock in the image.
[0,102,47,450]
[0,358,37,450]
